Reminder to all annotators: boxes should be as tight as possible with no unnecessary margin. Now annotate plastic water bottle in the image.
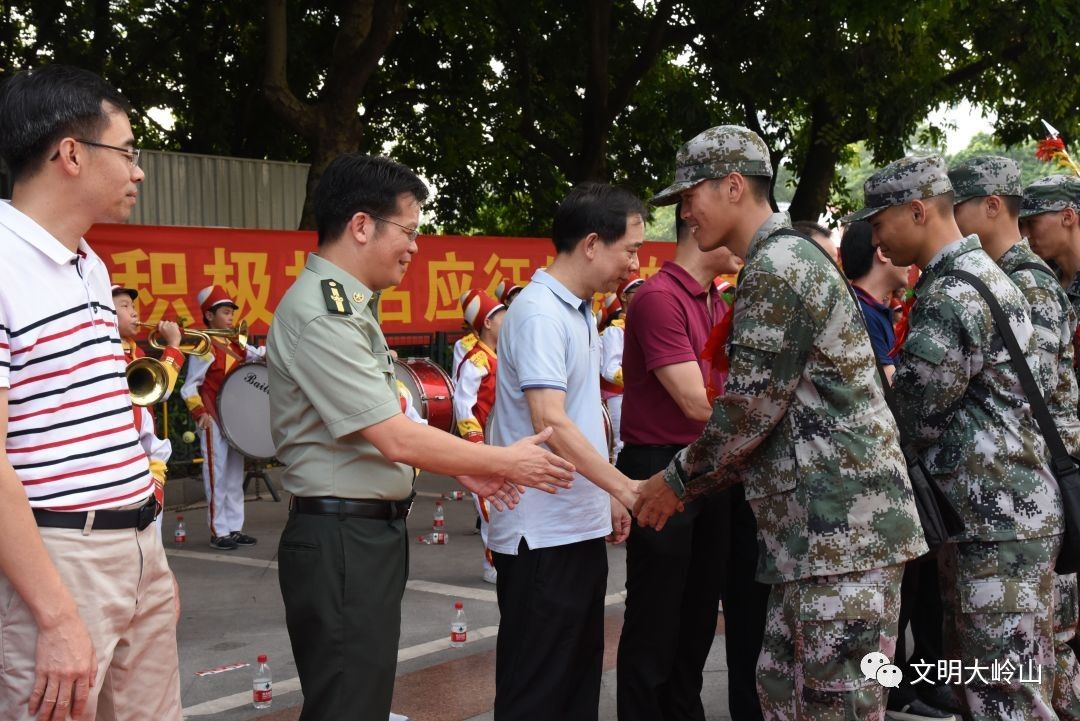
[252,654,272,709]
[417,531,449,545]
[174,516,186,544]
[450,601,467,647]
[433,501,445,532]
[443,490,465,501]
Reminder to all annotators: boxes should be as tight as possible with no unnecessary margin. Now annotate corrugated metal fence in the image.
[129,150,309,230]
[3,151,310,230]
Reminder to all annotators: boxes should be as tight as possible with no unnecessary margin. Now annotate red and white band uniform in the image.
[455,340,497,559]
[181,336,265,539]
[114,285,185,535]
[453,289,505,581]
[452,331,478,375]
[599,317,626,460]
[121,337,183,531]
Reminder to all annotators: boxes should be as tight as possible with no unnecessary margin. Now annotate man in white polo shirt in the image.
[488,182,644,721]
[0,66,180,720]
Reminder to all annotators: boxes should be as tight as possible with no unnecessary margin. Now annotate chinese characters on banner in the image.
[86,224,677,336]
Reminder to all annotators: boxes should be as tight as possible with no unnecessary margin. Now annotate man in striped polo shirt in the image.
[0,66,181,720]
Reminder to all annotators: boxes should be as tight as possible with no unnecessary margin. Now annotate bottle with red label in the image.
[450,601,467,648]
[174,516,186,544]
[433,501,445,532]
[417,531,449,545]
[252,654,272,709]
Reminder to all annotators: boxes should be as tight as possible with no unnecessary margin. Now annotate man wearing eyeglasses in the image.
[0,65,181,721]
[268,153,575,721]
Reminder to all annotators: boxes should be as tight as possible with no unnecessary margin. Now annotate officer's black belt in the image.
[290,495,413,520]
[33,498,159,531]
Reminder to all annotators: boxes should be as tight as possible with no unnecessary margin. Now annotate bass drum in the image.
[394,358,455,433]
[216,362,276,460]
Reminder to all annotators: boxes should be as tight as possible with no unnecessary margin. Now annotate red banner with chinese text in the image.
[86,224,676,336]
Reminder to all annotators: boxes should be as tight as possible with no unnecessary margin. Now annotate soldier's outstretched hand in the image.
[633,471,684,531]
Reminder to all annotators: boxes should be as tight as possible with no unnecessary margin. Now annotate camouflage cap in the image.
[650,125,772,206]
[1020,175,1080,218]
[840,155,953,223]
[947,155,1022,204]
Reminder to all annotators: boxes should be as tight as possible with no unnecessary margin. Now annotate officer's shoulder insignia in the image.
[321,279,352,315]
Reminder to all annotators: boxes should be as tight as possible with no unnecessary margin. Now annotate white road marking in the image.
[183,676,301,716]
[175,552,626,717]
[182,627,500,716]
[166,548,279,570]
[406,579,496,603]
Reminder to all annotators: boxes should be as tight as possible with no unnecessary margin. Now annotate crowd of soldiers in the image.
[634,125,1080,720]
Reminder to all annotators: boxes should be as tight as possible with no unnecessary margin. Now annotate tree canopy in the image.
[1,0,1078,233]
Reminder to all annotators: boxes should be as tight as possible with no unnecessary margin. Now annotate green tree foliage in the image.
[3,1,1079,232]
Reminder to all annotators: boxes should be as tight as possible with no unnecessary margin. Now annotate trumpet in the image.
[127,356,170,407]
[139,320,248,356]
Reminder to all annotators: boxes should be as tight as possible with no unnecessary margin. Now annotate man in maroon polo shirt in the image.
[616,206,768,721]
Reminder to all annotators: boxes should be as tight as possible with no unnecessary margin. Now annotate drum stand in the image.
[243,462,280,502]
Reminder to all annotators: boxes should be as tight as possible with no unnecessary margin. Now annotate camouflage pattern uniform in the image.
[1021,175,1080,220]
[1022,173,1080,719]
[953,155,1080,720]
[857,156,1063,719]
[653,126,928,720]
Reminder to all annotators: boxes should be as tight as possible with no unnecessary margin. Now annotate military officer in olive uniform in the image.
[268,154,574,721]
[636,126,928,720]
[853,155,1062,720]
[952,157,1080,720]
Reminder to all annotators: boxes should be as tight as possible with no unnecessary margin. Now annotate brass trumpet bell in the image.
[142,320,248,356]
[127,357,170,407]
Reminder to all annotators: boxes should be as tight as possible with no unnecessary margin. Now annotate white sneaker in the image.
[482,565,498,584]
[389,714,410,721]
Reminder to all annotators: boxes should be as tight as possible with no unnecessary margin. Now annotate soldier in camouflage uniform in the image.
[851,155,1063,720]
[1022,175,1080,341]
[951,156,1080,721]
[635,125,928,720]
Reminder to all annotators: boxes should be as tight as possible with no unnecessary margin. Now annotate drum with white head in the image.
[216,362,276,460]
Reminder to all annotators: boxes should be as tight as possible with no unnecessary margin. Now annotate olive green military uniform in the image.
[268,252,413,721]
[655,129,928,720]
[865,156,1063,721]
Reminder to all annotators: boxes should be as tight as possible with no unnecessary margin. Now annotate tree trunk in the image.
[262,0,405,229]
[788,105,842,223]
[298,128,364,230]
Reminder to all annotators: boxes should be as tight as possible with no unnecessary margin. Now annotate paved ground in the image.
[169,470,733,720]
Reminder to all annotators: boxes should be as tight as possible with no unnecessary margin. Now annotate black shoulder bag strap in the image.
[949,268,1080,571]
[1014,261,1058,280]
[770,228,963,547]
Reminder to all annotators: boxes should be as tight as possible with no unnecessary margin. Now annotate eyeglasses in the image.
[50,139,141,167]
[369,214,420,242]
